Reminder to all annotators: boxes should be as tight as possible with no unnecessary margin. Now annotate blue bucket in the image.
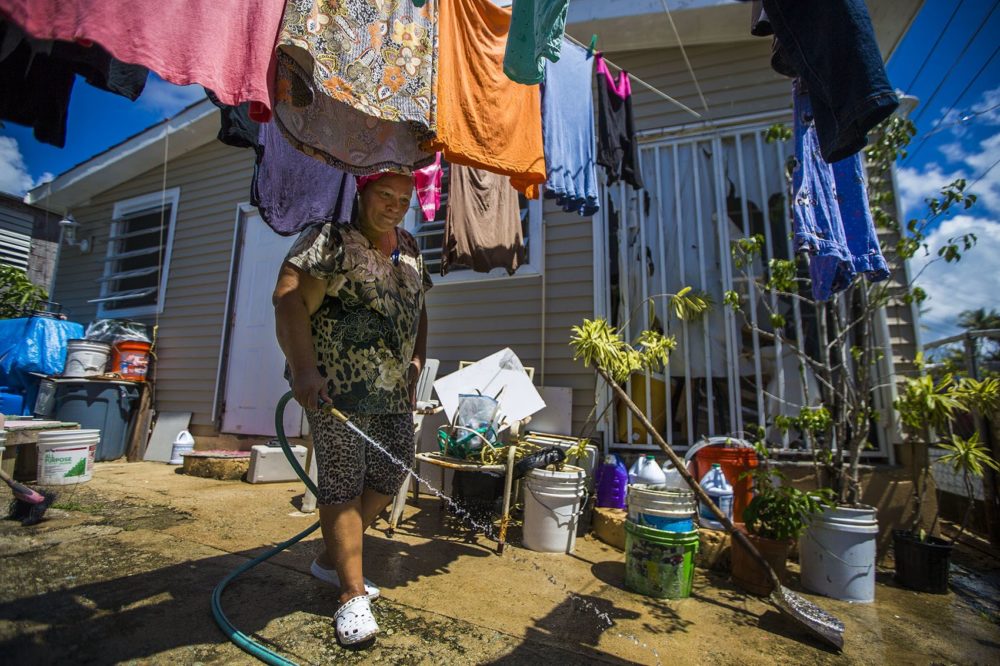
[635,510,695,532]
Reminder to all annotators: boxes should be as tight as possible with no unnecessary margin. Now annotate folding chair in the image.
[386,358,440,535]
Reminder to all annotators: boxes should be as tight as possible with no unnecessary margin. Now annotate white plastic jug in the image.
[698,463,733,530]
[169,430,195,465]
[661,462,684,489]
[629,454,668,486]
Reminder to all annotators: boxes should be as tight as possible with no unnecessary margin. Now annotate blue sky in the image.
[1,1,997,339]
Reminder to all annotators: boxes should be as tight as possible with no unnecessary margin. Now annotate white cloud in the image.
[0,136,49,197]
[137,77,206,117]
[897,131,1000,219]
[911,214,1000,339]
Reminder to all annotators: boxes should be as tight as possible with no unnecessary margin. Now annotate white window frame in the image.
[95,188,180,318]
[402,189,545,285]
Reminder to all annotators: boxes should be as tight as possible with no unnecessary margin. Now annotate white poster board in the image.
[433,348,545,424]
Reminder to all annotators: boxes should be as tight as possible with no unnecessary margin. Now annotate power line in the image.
[900,0,965,94]
[905,43,1000,164]
[911,0,999,126]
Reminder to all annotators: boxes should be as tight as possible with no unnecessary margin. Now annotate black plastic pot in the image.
[893,529,953,594]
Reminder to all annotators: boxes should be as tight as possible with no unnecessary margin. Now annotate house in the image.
[0,191,60,294]
[25,0,924,461]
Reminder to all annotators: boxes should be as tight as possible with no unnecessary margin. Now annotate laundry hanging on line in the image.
[502,0,571,85]
[0,19,147,148]
[273,0,438,176]
[0,0,283,121]
[441,165,525,276]
[422,0,546,198]
[541,39,599,216]
[791,81,889,302]
[745,0,899,163]
[595,52,644,190]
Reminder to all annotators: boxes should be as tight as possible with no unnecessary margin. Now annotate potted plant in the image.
[732,439,834,596]
[892,373,1000,593]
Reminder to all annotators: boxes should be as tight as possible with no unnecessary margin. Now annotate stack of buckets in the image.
[624,482,699,599]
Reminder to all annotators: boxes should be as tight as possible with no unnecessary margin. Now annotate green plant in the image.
[741,438,834,542]
[938,432,1000,543]
[0,265,48,319]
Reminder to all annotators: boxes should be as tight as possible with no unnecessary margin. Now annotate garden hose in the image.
[210,391,327,666]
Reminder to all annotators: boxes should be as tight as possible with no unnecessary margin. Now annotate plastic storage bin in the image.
[52,379,140,461]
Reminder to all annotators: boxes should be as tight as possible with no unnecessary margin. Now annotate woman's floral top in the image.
[285,222,433,413]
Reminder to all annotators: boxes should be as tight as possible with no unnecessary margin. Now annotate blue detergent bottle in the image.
[596,454,629,509]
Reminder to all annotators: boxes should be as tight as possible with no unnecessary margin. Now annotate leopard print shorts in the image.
[305,409,415,506]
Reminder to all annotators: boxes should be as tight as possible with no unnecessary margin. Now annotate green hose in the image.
[210,391,319,665]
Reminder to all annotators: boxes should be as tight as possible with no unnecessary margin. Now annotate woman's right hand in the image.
[291,367,332,411]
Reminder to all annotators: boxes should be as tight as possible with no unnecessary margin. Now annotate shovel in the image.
[598,367,845,651]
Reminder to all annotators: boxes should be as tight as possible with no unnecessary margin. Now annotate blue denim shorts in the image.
[792,82,889,301]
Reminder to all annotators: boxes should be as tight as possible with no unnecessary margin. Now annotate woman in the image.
[273,171,430,645]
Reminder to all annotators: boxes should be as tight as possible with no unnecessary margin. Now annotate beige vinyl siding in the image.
[53,139,255,431]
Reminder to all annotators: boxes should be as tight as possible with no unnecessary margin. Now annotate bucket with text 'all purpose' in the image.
[36,429,100,485]
[627,484,696,532]
[523,465,587,554]
[624,521,699,599]
[63,340,111,378]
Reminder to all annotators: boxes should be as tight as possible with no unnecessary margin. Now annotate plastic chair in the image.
[386,358,440,534]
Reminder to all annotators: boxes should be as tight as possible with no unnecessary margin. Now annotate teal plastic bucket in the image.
[624,521,699,599]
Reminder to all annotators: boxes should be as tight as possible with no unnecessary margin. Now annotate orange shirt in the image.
[421,0,546,198]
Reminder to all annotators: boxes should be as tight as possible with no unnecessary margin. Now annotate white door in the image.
[222,211,302,436]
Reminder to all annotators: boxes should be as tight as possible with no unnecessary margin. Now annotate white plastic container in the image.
[799,505,879,602]
[62,340,111,377]
[247,444,308,483]
[698,463,733,530]
[628,454,667,486]
[37,429,99,485]
[523,465,587,553]
[169,430,195,465]
[661,462,684,489]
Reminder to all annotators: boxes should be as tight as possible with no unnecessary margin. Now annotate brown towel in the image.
[441,165,525,276]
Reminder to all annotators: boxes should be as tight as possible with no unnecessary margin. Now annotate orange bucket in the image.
[689,445,758,523]
[111,340,152,381]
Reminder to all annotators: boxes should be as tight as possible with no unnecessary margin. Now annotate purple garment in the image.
[792,82,889,301]
[251,120,356,236]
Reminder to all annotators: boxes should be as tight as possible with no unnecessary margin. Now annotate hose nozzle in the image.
[324,405,350,423]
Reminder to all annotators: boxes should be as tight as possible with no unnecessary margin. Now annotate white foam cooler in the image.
[247,444,308,484]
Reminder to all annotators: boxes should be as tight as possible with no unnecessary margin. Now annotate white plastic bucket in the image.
[799,505,878,602]
[627,484,696,530]
[63,340,111,378]
[37,429,100,485]
[523,465,587,553]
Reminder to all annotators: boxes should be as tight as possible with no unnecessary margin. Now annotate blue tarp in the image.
[0,316,84,394]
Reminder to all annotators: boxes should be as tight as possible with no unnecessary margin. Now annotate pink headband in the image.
[356,173,389,190]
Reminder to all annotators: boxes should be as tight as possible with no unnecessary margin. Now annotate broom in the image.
[598,367,846,651]
[1,469,57,526]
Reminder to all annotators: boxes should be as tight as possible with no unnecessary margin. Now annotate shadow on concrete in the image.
[484,593,643,666]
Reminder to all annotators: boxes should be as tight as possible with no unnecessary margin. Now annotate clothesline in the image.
[564,33,701,120]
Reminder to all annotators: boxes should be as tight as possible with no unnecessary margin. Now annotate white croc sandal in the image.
[310,559,380,600]
[335,595,379,645]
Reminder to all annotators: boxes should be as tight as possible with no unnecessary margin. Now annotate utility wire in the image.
[900,0,965,94]
[911,0,999,127]
[658,0,710,113]
[563,33,701,118]
[906,44,1000,164]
